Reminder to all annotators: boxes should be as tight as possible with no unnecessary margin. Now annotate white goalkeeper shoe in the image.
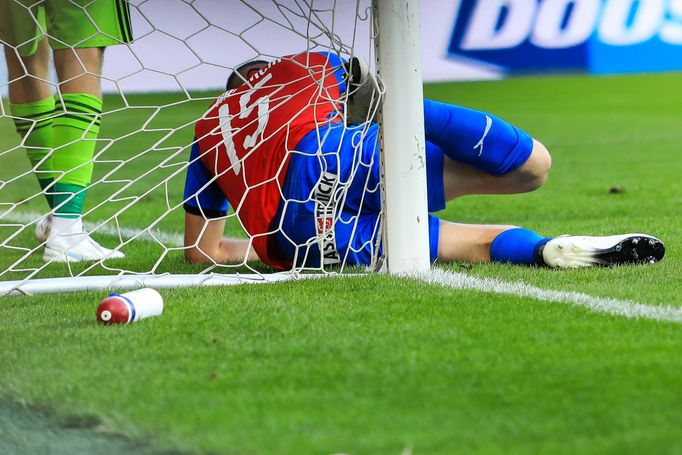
[541,234,665,268]
[35,215,51,243]
[43,233,125,263]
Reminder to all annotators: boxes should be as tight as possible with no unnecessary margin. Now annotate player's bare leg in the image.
[443,139,551,200]
[54,47,104,97]
[437,222,515,263]
[4,40,52,103]
[5,40,56,241]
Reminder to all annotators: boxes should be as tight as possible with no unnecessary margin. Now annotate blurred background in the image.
[4,0,682,95]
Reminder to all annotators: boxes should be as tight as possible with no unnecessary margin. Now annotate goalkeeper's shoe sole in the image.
[35,215,51,243]
[43,234,125,263]
[541,234,665,268]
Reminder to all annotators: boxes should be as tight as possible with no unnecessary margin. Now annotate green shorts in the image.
[0,0,132,56]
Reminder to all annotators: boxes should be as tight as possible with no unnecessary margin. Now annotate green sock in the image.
[51,93,102,219]
[52,183,87,220]
[11,97,56,208]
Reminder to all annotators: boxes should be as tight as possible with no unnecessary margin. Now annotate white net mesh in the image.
[0,0,385,290]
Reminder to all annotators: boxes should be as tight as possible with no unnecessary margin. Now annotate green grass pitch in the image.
[1,73,682,454]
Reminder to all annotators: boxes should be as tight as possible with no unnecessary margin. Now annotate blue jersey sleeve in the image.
[183,140,229,218]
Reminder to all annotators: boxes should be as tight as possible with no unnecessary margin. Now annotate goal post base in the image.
[0,272,356,297]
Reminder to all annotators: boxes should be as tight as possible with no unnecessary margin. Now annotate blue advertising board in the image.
[448,0,682,74]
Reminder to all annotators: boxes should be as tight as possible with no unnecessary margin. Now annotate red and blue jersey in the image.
[186,53,535,270]
[192,52,347,269]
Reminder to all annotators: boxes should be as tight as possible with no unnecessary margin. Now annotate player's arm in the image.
[184,213,257,264]
[182,141,258,264]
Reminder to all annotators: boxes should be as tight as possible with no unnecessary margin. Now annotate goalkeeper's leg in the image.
[40,0,132,261]
[50,46,103,227]
[41,46,124,262]
[4,40,56,209]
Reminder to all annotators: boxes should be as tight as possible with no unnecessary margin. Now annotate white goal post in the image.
[373,0,430,273]
[0,0,430,296]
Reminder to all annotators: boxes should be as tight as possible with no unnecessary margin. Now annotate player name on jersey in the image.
[314,171,341,265]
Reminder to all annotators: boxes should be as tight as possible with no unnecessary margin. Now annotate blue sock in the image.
[490,228,551,265]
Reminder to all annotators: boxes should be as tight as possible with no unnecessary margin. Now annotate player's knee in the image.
[520,139,552,192]
[533,140,552,186]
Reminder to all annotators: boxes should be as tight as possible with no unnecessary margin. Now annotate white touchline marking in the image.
[473,115,493,157]
[0,210,183,247]
[3,211,678,323]
[411,268,682,324]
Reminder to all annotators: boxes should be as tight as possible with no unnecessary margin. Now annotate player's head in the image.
[226,60,269,90]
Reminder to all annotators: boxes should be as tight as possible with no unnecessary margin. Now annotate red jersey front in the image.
[195,52,345,269]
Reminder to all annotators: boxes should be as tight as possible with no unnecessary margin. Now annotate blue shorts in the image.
[274,100,534,268]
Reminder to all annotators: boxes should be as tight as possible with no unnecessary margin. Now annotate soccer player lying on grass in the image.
[182,52,665,269]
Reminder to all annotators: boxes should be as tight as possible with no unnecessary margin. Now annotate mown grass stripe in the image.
[0,210,183,247]
[415,268,682,324]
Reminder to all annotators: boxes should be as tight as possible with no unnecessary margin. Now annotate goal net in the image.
[0,0,429,296]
